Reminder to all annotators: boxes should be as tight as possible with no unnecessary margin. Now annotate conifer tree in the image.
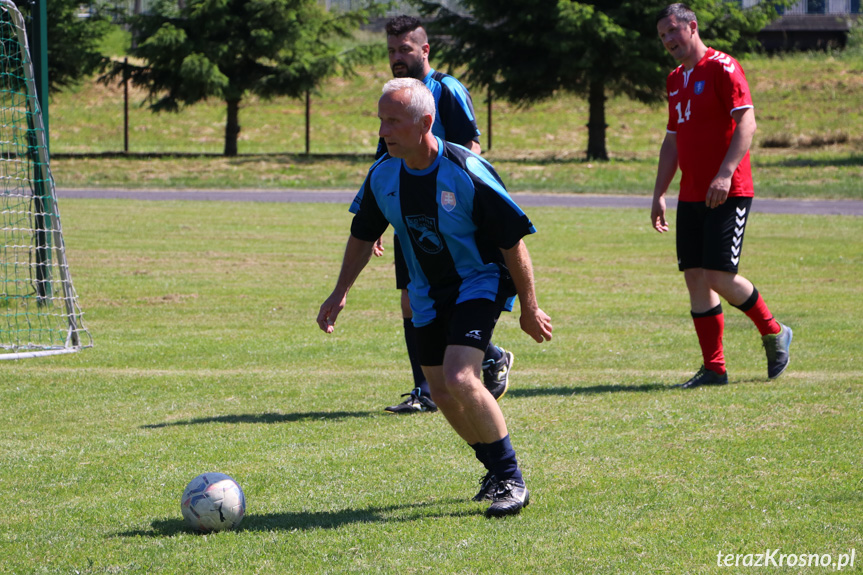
[19,0,110,90]
[416,0,790,160]
[108,0,378,156]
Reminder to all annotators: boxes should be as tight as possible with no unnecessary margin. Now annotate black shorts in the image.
[676,197,753,273]
[415,299,501,366]
[393,233,410,290]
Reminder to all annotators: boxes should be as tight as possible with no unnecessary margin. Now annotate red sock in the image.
[692,306,726,374]
[735,289,780,336]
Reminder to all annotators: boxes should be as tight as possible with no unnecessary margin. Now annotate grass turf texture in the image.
[49,52,863,199]
[1,200,861,574]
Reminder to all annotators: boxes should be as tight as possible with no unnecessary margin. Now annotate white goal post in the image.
[0,0,92,359]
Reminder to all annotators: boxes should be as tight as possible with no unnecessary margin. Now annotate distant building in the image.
[746,0,861,50]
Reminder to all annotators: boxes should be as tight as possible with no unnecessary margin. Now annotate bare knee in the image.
[427,385,455,410]
[703,269,753,305]
[442,363,482,399]
[703,269,731,290]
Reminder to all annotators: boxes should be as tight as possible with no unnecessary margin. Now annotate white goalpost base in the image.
[0,0,92,359]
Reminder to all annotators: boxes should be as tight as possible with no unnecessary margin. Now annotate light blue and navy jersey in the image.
[351,138,536,327]
[374,68,480,160]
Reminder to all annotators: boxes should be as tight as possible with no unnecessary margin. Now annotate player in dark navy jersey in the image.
[355,15,513,414]
[318,78,552,517]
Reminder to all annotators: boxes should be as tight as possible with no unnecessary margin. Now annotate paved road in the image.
[56,188,863,216]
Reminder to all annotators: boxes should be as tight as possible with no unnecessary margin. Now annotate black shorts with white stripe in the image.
[676,196,754,273]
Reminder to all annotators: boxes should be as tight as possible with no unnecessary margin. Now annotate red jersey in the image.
[666,47,754,202]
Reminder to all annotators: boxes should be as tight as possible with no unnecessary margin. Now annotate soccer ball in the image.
[180,472,246,532]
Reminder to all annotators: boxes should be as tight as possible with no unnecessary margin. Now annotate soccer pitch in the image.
[2,200,861,574]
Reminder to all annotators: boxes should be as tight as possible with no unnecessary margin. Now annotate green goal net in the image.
[0,0,91,359]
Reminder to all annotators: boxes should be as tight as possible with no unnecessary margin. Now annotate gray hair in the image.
[656,3,697,25]
[382,78,436,126]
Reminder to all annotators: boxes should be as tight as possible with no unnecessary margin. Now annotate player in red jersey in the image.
[651,3,792,388]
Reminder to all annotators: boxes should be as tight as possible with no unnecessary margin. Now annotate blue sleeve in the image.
[349,182,364,215]
[438,76,481,147]
[350,154,390,214]
[464,155,535,250]
[350,172,390,242]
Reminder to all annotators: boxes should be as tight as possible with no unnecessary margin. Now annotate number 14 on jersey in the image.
[675,100,691,124]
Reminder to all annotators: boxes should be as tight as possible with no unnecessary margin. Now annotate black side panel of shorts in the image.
[676,197,753,273]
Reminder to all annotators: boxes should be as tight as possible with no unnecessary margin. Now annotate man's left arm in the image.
[501,240,553,343]
[706,107,757,209]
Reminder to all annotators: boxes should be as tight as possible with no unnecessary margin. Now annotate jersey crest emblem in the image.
[694,81,705,95]
[441,190,456,212]
[405,215,444,254]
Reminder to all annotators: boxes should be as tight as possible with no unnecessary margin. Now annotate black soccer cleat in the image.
[483,347,514,401]
[762,323,793,380]
[485,478,529,518]
[384,388,438,414]
[472,472,497,502]
[674,365,729,389]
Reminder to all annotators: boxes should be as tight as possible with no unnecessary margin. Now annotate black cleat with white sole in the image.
[485,478,529,518]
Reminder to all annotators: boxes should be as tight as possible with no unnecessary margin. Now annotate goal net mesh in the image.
[0,0,91,359]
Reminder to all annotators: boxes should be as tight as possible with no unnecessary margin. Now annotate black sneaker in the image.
[674,365,729,389]
[483,347,514,401]
[763,323,793,379]
[384,388,438,414]
[485,478,529,518]
[472,472,497,502]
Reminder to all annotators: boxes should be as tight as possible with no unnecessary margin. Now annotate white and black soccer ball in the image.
[180,472,246,532]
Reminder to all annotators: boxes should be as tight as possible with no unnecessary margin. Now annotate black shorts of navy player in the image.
[318,78,553,517]
[359,15,512,413]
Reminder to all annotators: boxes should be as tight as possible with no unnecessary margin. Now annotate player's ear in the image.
[417,112,432,134]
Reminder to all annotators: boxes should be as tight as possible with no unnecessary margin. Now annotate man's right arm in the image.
[317,235,376,333]
[651,132,678,234]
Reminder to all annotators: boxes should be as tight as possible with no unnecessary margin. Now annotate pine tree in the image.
[416,0,791,160]
[106,0,379,156]
[18,0,110,90]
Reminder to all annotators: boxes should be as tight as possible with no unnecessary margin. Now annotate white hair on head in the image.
[382,78,436,125]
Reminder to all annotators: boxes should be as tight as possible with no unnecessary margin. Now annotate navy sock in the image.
[470,443,492,471]
[485,435,523,483]
[484,343,503,363]
[403,318,429,396]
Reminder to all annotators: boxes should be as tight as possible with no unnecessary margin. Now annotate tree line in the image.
[39,0,792,159]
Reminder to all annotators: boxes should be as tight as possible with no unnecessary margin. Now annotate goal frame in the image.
[0,0,91,359]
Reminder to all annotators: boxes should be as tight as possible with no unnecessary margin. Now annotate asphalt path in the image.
[56,188,863,216]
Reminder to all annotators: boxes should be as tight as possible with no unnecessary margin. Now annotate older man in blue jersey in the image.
[354,15,514,415]
[318,78,552,517]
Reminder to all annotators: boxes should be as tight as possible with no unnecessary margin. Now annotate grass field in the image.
[2,200,861,574]
[49,52,863,199]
